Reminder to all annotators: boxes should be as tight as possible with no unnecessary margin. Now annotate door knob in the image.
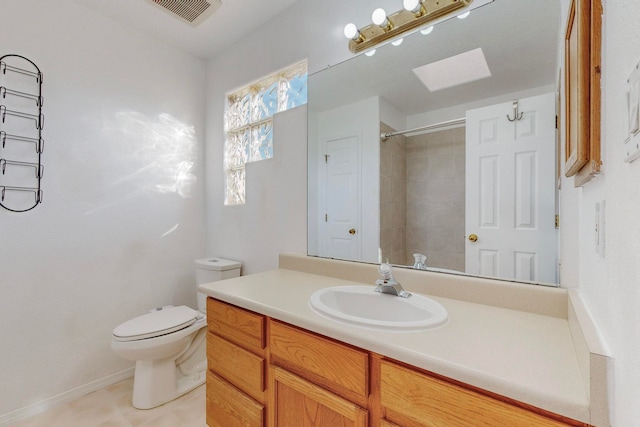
[349,228,356,235]
[468,233,478,242]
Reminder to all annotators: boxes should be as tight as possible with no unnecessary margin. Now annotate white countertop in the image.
[199,268,590,423]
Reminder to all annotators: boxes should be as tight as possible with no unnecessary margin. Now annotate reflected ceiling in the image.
[310,0,562,116]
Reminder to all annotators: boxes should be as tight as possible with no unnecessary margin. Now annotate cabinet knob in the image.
[349,228,357,235]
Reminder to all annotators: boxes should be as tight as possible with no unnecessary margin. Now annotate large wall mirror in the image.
[308,0,567,286]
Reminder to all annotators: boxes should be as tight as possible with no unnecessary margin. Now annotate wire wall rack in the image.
[0,54,44,212]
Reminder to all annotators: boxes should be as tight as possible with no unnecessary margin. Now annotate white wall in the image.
[559,1,640,425]
[229,105,308,274]
[0,0,206,419]
[379,97,407,132]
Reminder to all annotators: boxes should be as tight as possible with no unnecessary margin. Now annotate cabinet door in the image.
[272,366,368,427]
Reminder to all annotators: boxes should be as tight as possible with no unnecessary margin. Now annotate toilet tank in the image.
[195,257,242,313]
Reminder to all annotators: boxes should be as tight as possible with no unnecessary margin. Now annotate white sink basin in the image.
[309,285,448,332]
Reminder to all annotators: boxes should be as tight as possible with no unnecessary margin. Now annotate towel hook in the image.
[506,100,524,122]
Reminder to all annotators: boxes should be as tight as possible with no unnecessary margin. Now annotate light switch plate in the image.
[624,137,640,163]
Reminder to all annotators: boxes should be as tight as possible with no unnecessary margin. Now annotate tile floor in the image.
[8,378,207,427]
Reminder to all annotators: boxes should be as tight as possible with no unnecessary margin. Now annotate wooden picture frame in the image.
[564,0,601,185]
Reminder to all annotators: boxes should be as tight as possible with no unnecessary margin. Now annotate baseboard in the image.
[567,290,612,427]
[0,367,135,426]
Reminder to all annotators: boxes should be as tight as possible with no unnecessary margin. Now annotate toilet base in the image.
[131,329,207,409]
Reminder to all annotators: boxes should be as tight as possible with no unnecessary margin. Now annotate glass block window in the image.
[224,60,308,205]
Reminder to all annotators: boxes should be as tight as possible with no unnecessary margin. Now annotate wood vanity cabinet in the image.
[206,298,588,427]
[206,298,266,427]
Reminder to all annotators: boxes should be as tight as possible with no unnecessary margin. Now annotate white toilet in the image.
[111,257,242,409]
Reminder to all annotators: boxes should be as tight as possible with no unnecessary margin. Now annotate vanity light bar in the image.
[347,0,473,53]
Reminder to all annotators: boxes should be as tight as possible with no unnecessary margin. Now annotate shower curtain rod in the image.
[380,117,466,141]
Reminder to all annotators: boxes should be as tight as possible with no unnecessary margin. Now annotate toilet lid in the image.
[113,306,198,341]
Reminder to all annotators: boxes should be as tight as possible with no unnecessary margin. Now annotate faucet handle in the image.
[413,253,427,270]
[378,262,393,279]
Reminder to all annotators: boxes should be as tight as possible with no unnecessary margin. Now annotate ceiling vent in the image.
[145,0,221,26]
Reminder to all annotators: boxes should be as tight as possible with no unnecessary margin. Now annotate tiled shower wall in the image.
[380,123,406,265]
[406,126,466,271]
[380,123,466,271]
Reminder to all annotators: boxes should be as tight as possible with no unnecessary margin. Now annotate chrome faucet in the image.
[375,263,412,298]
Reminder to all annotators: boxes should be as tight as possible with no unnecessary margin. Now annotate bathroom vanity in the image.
[199,254,608,427]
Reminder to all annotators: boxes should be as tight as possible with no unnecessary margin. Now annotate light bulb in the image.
[372,8,387,26]
[403,0,424,16]
[420,26,434,35]
[365,49,376,57]
[457,10,471,19]
[344,23,359,40]
[403,0,420,12]
[391,38,404,46]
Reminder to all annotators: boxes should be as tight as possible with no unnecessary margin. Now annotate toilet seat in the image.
[113,306,199,342]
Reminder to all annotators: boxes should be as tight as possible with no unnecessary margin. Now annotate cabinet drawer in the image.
[207,333,265,403]
[207,298,265,354]
[380,361,573,427]
[269,320,369,399]
[206,371,264,427]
